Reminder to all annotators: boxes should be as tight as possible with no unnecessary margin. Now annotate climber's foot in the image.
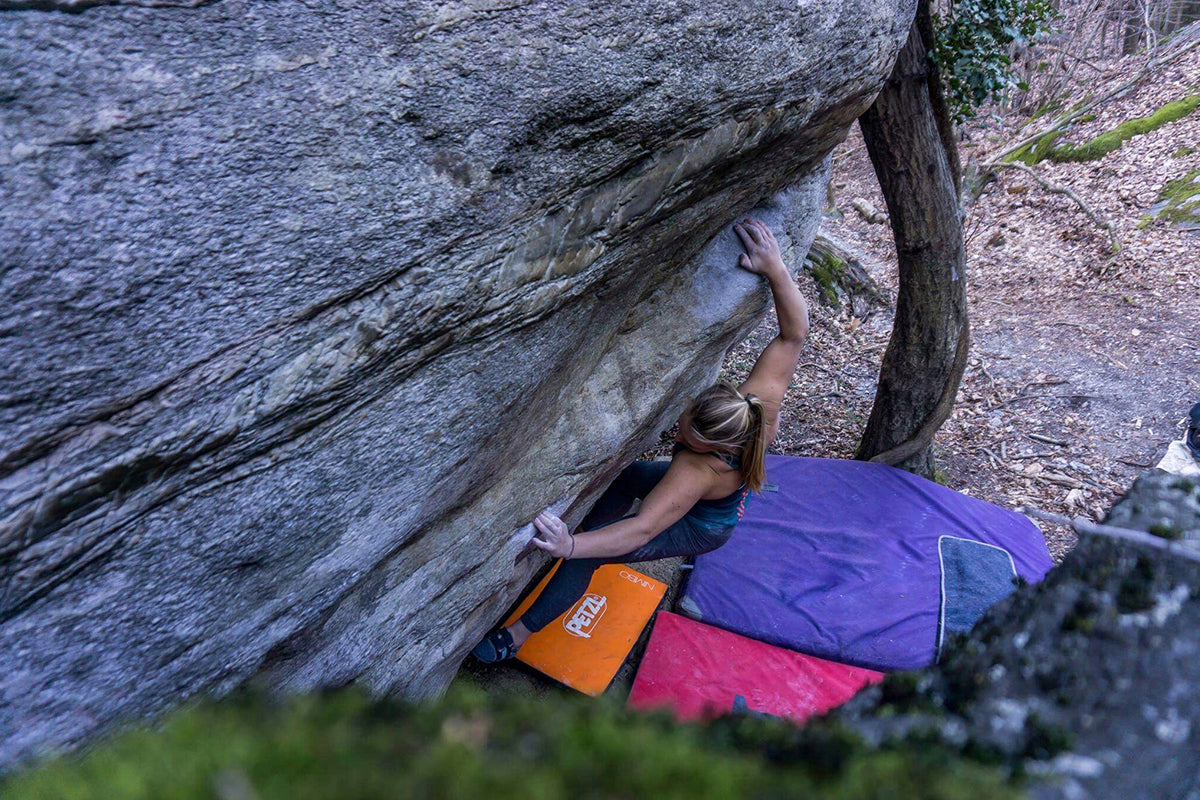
[471,626,518,664]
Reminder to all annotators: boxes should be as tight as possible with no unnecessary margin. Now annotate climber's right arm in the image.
[530,455,716,560]
[734,219,808,436]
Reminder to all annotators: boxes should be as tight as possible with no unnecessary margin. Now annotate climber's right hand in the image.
[734,218,785,277]
[530,509,575,559]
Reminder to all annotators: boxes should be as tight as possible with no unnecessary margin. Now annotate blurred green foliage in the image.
[2,684,1026,799]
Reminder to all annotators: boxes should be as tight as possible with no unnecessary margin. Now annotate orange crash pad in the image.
[503,562,667,696]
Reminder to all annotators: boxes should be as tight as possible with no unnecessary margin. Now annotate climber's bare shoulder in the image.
[667,445,728,482]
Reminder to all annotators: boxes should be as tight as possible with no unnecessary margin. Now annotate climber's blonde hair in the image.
[683,383,769,493]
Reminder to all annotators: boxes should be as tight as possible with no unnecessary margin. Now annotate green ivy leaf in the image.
[931,0,1058,122]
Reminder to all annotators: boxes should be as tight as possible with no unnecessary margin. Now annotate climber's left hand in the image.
[530,509,575,559]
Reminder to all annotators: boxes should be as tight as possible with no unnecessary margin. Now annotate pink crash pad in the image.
[627,611,883,723]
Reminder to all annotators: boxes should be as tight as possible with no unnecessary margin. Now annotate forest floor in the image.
[462,42,1199,695]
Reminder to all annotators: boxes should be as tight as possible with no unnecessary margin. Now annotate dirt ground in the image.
[460,42,1200,696]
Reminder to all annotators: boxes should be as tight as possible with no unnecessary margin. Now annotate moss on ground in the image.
[1173,146,1196,158]
[1052,95,1199,162]
[0,685,1026,800]
[1005,94,1200,165]
[808,251,848,308]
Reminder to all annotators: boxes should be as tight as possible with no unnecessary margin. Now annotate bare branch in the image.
[1020,504,1200,565]
[1033,43,1108,72]
[991,161,1121,255]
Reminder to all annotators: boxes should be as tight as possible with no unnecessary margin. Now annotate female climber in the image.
[472,217,810,663]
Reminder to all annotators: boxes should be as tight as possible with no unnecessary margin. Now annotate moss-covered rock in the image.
[802,233,886,315]
[1005,95,1200,165]
[809,251,849,307]
[0,685,1022,800]
[1145,169,1200,229]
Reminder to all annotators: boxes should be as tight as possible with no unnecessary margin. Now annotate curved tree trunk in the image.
[854,4,970,476]
[914,2,962,192]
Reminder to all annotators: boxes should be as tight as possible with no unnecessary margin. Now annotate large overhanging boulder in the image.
[0,0,916,767]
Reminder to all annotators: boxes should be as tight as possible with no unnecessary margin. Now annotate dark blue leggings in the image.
[519,460,734,632]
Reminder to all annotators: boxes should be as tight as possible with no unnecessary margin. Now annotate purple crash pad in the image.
[677,456,1053,672]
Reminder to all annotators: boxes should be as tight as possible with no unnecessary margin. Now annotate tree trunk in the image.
[854,3,970,476]
[1153,0,1177,35]
[1124,0,1144,54]
[915,2,963,192]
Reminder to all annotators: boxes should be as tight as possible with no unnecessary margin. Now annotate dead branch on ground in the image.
[1021,504,1200,565]
[992,161,1121,256]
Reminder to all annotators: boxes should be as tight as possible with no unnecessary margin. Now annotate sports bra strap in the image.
[674,441,742,470]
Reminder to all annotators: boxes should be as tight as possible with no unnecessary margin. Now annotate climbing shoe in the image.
[471,627,518,663]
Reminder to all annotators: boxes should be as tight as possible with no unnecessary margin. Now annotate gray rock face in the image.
[0,0,915,767]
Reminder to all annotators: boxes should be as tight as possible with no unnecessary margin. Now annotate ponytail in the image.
[739,394,769,493]
[683,383,770,492]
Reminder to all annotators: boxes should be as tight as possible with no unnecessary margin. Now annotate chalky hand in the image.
[531,509,575,559]
[734,218,785,276]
